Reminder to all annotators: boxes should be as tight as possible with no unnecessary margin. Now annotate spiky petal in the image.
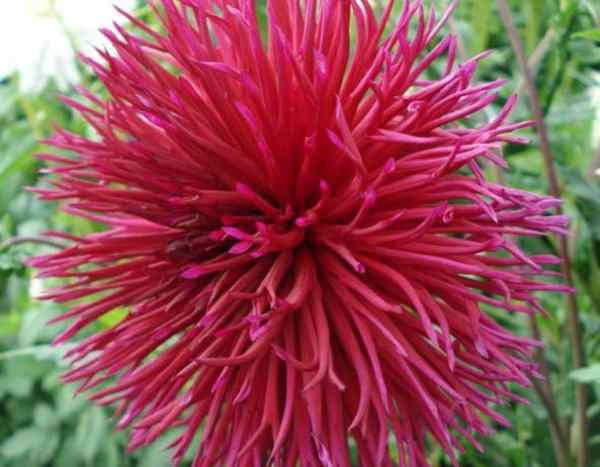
[31,1,569,466]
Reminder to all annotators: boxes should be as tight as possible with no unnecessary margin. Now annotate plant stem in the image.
[0,235,68,252]
[496,1,588,466]
[528,316,571,467]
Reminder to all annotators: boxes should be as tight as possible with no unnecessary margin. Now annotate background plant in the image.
[0,1,598,466]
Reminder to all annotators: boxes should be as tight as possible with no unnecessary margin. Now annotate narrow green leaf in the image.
[471,0,492,54]
[75,407,107,463]
[573,29,600,41]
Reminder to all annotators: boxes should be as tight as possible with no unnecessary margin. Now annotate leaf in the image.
[525,0,545,54]
[0,214,15,238]
[569,364,600,383]
[590,434,600,446]
[55,437,83,467]
[55,385,87,419]
[18,309,56,346]
[0,375,33,398]
[0,312,21,337]
[99,307,128,328]
[0,427,45,459]
[75,406,107,463]
[98,440,121,467]
[2,355,49,382]
[0,83,17,117]
[137,440,172,467]
[33,403,57,429]
[568,37,600,64]
[472,0,492,53]
[0,344,72,364]
[574,29,600,41]
[31,432,60,465]
[563,170,600,240]
[0,122,37,176]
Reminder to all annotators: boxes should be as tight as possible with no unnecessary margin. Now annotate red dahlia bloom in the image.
[31,1,569,466]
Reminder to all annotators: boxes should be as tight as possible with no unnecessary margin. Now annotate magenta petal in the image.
[30,1,567,466]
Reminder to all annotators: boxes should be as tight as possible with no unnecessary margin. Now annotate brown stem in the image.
[496,1,588,465]
[530,378,570,467]
[0,235,68,251]
[529,316,571,467]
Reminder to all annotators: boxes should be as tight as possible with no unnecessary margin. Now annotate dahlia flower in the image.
[0,0,134,93]
[31,1,569,465]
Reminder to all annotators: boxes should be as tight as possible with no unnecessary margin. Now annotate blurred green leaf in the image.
[0,345,71,364]
[0,84,17,117]
[75,407,107,463]
[1,428,45,458]
[99,307,128,328]
[31,432,60,465]
[472,0,493,53]
[54,437,83,467]
[18,310,55,346]
[574,29,600,41]
[570,364,600,383]
[0,375,33,398]
[55,385,87,420]
[33,403,57,430]
[137,441,172,467]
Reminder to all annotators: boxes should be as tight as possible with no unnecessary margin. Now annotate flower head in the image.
[31,1,569,465]
[0,0,134,93]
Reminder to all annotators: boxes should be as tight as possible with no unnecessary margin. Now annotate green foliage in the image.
[0,349,192,467]
[0,0,599,466]
[570,364,600,383]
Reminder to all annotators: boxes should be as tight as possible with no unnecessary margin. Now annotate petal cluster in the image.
[31,1,568,466]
